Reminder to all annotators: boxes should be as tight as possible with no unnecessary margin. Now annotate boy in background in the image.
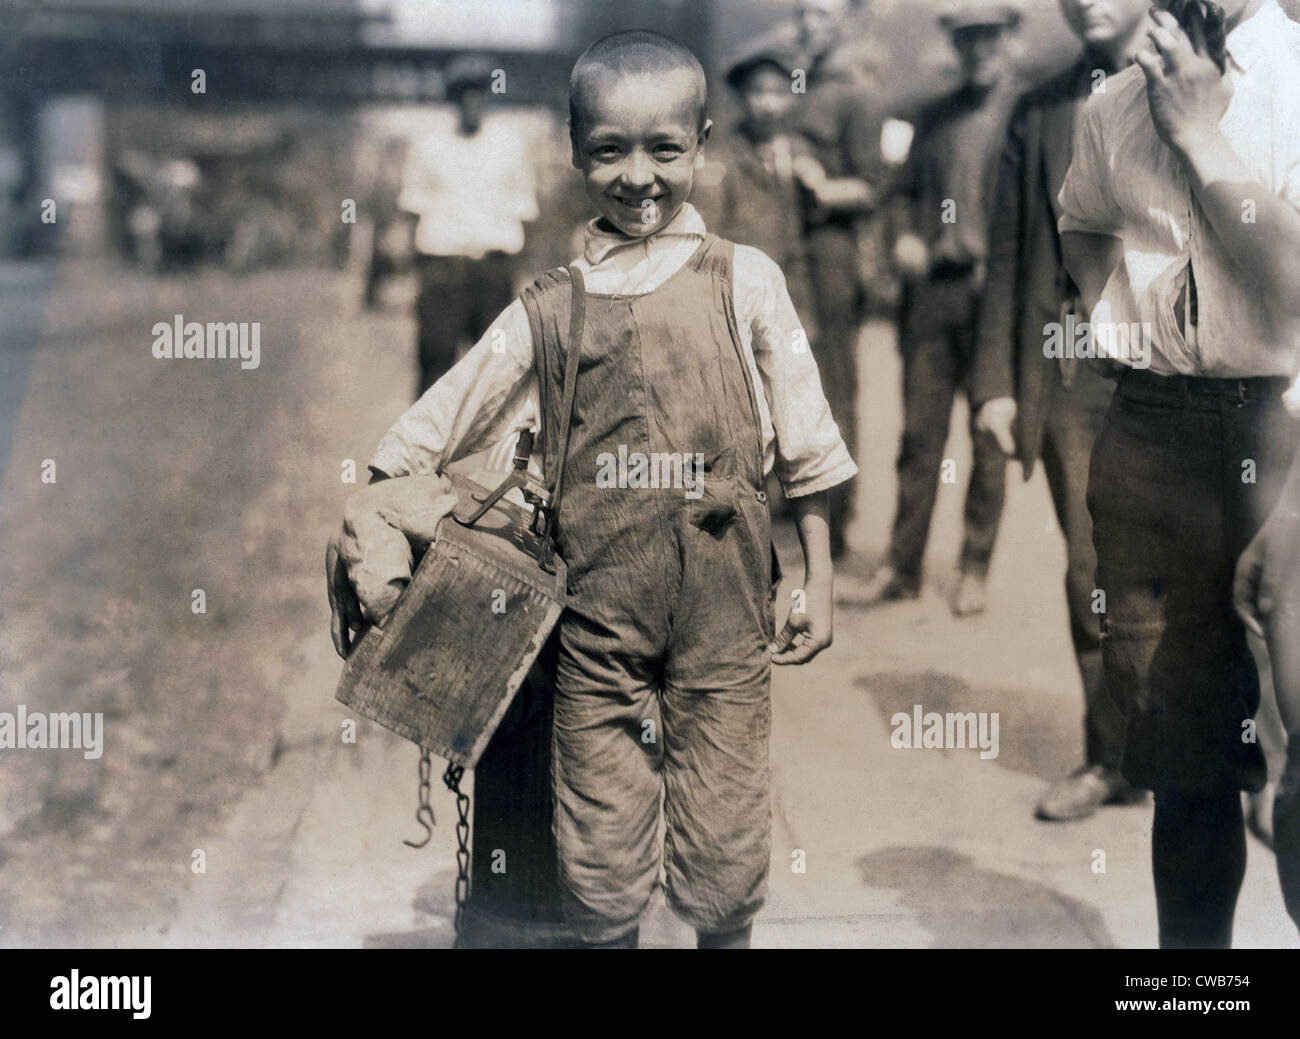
[704,48,818,333]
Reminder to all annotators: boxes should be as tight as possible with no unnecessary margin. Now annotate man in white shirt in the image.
[1059,0,1300,946]
[401,55,539,396]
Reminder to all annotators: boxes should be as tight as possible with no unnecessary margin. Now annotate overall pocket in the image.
[688,444,741,534]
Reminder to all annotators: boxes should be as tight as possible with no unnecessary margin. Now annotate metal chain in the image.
[401,749,471,935]
[402,748,437,849]
[442,762,472,935]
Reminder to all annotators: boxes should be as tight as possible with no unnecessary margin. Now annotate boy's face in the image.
[572,70,711,238]
[738,65,795,135]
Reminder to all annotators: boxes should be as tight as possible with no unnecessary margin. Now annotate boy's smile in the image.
[572,70,711,238]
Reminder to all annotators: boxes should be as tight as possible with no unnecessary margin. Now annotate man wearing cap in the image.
[861,2,1021,614]
[971,0,1152,820]
[399,54,539,396]
[1060,0,1300,946]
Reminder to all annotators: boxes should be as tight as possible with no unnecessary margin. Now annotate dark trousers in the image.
[414,251,515,398]
[1088,368,1297,795]
[805,226,862,545]
[890,273,1006,581]
[1038,365,1126,769]
[1089,368,1298,946]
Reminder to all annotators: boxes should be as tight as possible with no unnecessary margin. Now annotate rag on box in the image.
[330,474,461,624]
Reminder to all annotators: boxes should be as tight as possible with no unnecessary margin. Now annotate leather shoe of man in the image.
[1036,764,1134,821]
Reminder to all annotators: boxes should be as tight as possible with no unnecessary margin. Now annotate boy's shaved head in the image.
[569,30,708,143]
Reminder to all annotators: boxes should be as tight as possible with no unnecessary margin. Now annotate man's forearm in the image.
[1176,129,1300,316]
[1061,230,1124,318]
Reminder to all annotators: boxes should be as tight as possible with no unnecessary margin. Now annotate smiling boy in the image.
[355,31,857,948]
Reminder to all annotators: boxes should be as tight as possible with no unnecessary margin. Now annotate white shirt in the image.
[1057,0,1300,378]
[369,204,858,498]
[399,113,539,258]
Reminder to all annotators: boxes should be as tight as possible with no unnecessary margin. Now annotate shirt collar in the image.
[1226,0,1283,73]
[581,203,707,266]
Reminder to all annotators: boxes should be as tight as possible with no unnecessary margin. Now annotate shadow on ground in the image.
[856,670,1080,785]
[858,845,1115,947]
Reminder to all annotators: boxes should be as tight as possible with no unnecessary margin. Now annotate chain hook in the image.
[402,748,437,849]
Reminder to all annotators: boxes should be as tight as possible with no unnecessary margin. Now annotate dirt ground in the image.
[0,258,1294,948]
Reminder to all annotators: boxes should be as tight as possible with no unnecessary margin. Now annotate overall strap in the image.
[706,236,767,471]
[545,267,586,526]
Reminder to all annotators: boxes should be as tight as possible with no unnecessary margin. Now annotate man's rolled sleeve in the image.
[1057,98,1125,237]
[368,298,538,477]
[734,245,859,498]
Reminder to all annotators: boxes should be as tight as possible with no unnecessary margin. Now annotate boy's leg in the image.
[697,923,753,949]
[552,615,664,946]
[1152,787,1245,948]
[660,672,772,943]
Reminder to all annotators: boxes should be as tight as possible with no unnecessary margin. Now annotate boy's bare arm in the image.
[368,299,537,478]
[770,491,834,665]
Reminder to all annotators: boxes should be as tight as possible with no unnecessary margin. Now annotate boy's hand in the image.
[769,578,833,665]
[326,535,368,658]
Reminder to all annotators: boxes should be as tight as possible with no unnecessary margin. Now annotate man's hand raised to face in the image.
[1136,7,1233,154]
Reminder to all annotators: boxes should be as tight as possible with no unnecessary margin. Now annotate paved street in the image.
[0,260,1294,948]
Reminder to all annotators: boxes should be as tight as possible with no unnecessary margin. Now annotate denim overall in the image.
[520,234,777,942]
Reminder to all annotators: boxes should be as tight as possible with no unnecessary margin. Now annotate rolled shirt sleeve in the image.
[1057,96,1125,237]
[368,299,538,478]
[733,244,859,497]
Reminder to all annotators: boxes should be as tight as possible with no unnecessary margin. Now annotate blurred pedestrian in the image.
[1061,0,1300,947]
[970,0,1150,820]
[861,1,1021,614]
[708,48,818,333]
[400,55,539,397]
[735,0,882,558]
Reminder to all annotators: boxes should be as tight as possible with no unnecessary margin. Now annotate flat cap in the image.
[723,42,795,88]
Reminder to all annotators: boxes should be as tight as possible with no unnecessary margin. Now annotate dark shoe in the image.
[1035,764,1134,821]
[950,571,988,617]
[857,565,920,604]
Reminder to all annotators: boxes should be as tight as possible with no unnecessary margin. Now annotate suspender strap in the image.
[546,266,586,526]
